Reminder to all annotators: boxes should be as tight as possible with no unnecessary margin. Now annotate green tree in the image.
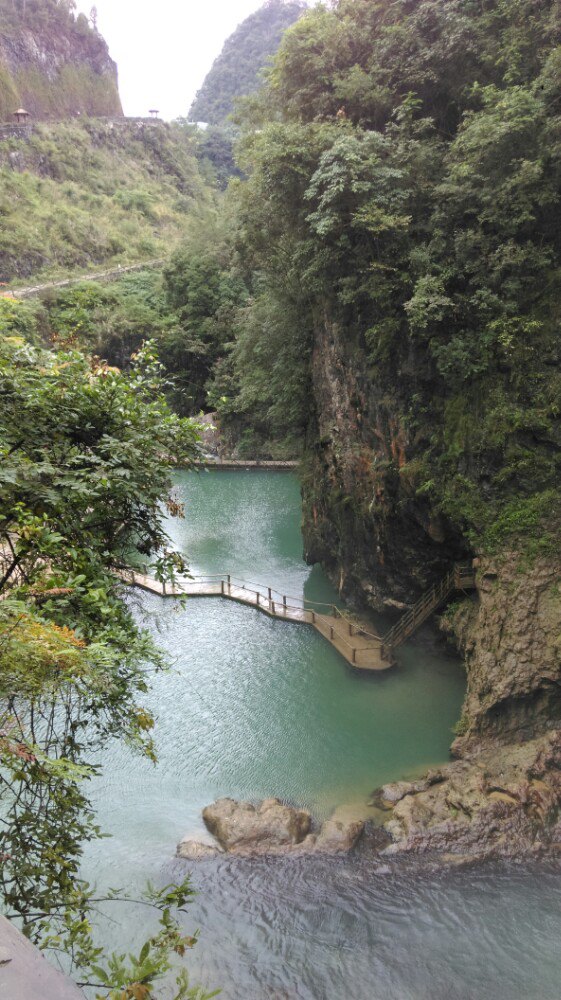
[0,333,215,996]
[188,0,307,125]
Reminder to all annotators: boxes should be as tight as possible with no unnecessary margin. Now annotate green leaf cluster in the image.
[0,332,211,994]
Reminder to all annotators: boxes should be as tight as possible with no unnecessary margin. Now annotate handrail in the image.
[380,563,475,656]
[137,566,384,642]
[122,568,382,661]
[123,560,476,665]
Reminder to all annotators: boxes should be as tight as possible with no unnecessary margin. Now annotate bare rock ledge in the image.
[373,731,561,861]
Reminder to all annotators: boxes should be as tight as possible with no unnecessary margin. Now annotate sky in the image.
[75,0,275,121]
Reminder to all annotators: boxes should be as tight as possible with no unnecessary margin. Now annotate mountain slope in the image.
[0,119,210,282]
[189,0,306,124]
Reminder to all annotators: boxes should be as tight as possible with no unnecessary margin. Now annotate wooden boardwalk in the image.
[117,562,477,673]
[117,570,390,671]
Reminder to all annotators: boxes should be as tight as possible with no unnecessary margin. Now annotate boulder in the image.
[176,838,223,861]
[202,797,312,854]
[375,777,434,806]
[313,817,365,853]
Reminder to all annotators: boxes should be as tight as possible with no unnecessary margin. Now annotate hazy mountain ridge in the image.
[189,0,307,124]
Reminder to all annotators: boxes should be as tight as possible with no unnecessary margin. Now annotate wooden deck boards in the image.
[117,560,476,673]
[118,570,390,672]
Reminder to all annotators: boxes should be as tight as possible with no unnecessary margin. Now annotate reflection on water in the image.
[82,471,561,999]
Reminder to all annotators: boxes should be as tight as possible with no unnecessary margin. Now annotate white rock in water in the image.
[202,797,312,853]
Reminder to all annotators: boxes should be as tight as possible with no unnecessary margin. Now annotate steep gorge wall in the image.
[302,317,469,612]
[448,552,561,752]
[301,320,561,861]
[0,6,122,121]
[301,315,561,743]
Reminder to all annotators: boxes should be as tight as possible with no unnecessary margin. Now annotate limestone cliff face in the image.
[302,320,561,734]
[304,317,561,860]
[0,9,122,121]
[302,316,468,611]
[447,553,561,752]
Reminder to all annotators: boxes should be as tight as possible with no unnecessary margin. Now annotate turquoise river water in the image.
[83,470,561,999]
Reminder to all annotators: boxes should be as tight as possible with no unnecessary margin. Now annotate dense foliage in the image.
[200,0,561,548]
[187,122,241,191]
[0,257,244,421]
[188,0,306,125]
[0,0,87,34]
[0,331,216,996]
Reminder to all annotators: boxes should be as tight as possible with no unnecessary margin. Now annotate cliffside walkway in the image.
[1,258,165,300]
[118,562,476,672]
[380,563,476,659]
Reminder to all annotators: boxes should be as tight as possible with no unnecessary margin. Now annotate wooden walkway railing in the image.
[117,562,477,673]
[380,562,476,660]
[117,569,389,671]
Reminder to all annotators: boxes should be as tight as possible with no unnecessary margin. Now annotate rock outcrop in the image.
[363,551,561,864]
[202,797,312,853]
[176,839,224,861]
[312,816,365,854]
[375,730,561,862]
[176,798,365,860]
[0,3,122,121]
[445,552,561,753]
[302,317,468,612]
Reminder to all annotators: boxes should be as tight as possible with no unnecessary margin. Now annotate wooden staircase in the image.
[380,562,476,661]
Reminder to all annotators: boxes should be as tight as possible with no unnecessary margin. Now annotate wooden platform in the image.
[117,570,391,672]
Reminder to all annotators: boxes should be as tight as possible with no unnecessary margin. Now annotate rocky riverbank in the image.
[177,731,561,867]
[373,550,561,864]
[373,730,561,863]
[176,549,561,868]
